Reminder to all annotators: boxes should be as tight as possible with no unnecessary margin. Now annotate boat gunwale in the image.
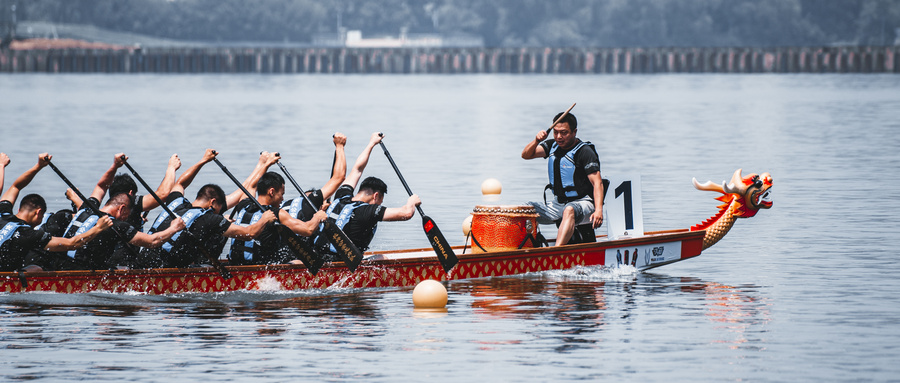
[0,229,704,281]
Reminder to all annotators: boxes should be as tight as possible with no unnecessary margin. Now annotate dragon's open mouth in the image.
[757,188,773,208]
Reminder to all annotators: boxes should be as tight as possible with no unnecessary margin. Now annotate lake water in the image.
[1,73,899,381]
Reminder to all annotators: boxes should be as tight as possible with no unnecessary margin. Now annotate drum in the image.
[470,205,539,253]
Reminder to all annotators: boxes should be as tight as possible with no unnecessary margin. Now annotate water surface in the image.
[1,73,899,381]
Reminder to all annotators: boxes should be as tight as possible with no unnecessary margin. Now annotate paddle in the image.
[211,154,324,274]
[377,137,458,273]
[276,161,364,271]
[545,103,577,135]
[120,156,232,279]
[44,156,143,268]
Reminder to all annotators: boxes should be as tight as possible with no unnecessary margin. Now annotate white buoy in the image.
[462,214,473,236]
[412,279,448,309]
[481,178,502,196]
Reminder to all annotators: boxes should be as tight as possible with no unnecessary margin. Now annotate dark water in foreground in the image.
[1,74,899,381]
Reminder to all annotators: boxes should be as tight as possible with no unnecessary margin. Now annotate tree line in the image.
[4,0,900,47]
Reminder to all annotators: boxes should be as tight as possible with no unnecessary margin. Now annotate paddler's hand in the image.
[535,130,549,143]
[168,153,182,171]
[114,153,127,168]
[0,152,9,167]
[371,132,383,145]
[333,132,347,147]
[96,216,113,231]
[591,210,604,229]
[408,194,422,208]
[170,217,186,232]
[312,210,328,224]
[260,210,277,225]
[201,148,217,163]
[37,153,51,168]
[64,188,77,202]
[259,151,280,167]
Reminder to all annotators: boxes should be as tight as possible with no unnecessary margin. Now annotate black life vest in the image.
[316,197,377,252]
[547,140,596,203]
[0,217,28,248]
[62,207,107,259]
[228,203,271,263]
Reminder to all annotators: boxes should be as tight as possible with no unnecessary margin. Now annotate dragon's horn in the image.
[723,168,748,195]
[693,177,724,193]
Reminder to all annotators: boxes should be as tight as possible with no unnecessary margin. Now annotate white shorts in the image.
[527,196,595,226]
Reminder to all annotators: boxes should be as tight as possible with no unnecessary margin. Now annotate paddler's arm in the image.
[382,194,421,222]
[65,188,84,210]
[0,152,9,195]
[224,151,280,209]
[142,154,182,211]
[279,209,326,237]
[129,217,186,248]
[343,132,382,190]
[91,153,126,202]
[1,153,50,204]
[222,210,276,239]
[588,171,604,229]
[43,216,112,252]
[172,149,216,196]
[522,130,549,159]
[320,133,347,199]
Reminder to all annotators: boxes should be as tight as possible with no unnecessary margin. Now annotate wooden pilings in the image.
[1,46,897,74]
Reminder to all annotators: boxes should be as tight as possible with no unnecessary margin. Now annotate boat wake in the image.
[543,264,637,282]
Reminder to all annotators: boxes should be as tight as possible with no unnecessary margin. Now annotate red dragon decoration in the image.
[691,169,773,250]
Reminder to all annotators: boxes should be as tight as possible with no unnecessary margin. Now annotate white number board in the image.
[604,241,682,269]
[604,175,644,240]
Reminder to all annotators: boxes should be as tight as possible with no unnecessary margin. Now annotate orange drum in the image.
[470,205,539,253]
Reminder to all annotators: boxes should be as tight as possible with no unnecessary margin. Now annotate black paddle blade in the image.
[322,219,364,272]
[422,215,458,272]
[278,226,323,275]
[199,248,232,280]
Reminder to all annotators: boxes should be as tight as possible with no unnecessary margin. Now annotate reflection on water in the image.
[445,269,770,355]
[1,269,770,366]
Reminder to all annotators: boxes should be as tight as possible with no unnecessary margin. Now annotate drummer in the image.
[313,132,420,259]
[521,111,604,246]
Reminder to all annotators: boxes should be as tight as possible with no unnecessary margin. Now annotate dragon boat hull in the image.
[0,229,705,295]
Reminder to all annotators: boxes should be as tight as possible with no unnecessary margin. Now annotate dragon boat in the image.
[0,169,772,295]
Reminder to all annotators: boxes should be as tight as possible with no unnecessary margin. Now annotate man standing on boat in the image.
[521,112,604,246]
[138,149,277,268]
[313,132,421,259]
[0,153,112,272]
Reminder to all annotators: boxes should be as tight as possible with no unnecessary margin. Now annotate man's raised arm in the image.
[344,132,383,190]
[1,153,50,204]
[320,133,347,199]
[90,152,126,201]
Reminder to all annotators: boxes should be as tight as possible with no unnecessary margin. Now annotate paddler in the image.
[312,132,421,259]
[53,154,188,271]
[521,111,604,246]
[137,150,277,268]
[277,132,348,250]
[0,153,112,272]
[227,165,328,266]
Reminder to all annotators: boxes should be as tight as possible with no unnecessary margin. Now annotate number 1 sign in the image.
[604,175,644,240]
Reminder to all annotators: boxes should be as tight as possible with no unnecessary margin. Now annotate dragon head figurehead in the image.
[690,169,773,249]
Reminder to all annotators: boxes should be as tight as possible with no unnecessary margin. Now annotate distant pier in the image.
[1,46,897,74]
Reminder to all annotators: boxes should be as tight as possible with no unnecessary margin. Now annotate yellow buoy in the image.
[412,279,448,309]
[481,178,502,195]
